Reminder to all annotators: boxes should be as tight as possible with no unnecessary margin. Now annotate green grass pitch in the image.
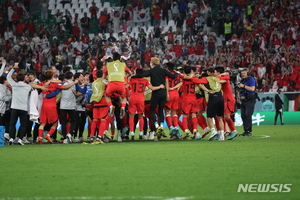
[0,125,299,200]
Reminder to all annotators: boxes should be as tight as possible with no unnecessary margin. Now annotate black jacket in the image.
[275,93,284,110]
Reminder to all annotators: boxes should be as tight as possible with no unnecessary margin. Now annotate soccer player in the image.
[38,70,79,144]
[214,67,238,140]
[103,52,131,119]
[195,71,210,138]
[180,65,202,140]
[128,68,165,140]
[89,70,111,144]
[164,62,182,138]
[187,67,225,141]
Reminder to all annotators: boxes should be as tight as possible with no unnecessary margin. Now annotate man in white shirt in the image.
[7,64,47,145]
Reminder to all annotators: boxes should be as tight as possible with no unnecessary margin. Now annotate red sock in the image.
[90,120,97,137]
[107,102,112,107]
[197,115,207,129]
[226,118,235,131]
[97,120,104,137]
[121,103,126,108]
[192,117,198,131]
[88,123,91,137]
[98,120,108,137]
[38,129,43,137]
[66,124,70,134]
[129,117,134,132]
[166,115,173,127]
[48,128,56,136]
[173,115,178,127]
[139,117,144,132]
[182,116,188,130]
[178,120,184,131]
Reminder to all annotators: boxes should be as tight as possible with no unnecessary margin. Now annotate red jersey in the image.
[39,82,63,107]
[174,45,183,57]
[27,23,36,34]
[218,76,235,101]
[129,78,150,101]
[166,71,181,96]
[144,52,153,62]
[153,7,161,20]
[188,46,196,55]
[181,79,197,102]
[16,23,26,34]
[72,26,80,37]
[89,6,98,15]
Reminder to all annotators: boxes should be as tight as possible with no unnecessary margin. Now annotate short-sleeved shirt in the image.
[129,78,150,101]
[218,75,235,101]
[240,77,256,96]
[39,82,63,107]
[166,71,182,96]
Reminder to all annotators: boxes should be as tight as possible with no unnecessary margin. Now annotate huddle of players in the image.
[26,52,238,144]
[83,53,239,144]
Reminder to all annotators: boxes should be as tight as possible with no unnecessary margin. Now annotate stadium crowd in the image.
[0,0,300,145]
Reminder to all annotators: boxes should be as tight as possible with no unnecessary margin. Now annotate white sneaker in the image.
[117,132,122,142]
[66,133,72,143]
[103,130,112,140]
[22,138,30,144]
[4,133,10,141]
[63,139,69,144]
[73,137,80,142]
[9,138,13,145]
[219,132,225,141]
[42,138,48,143]
[194,132,202,140]
[208,130,219,141]
[17,139,24,145]
[149,131,154,140]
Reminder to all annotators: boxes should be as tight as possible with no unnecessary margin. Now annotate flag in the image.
[133,7,150,23]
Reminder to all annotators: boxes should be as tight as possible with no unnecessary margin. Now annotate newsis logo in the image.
[237,184,292,193]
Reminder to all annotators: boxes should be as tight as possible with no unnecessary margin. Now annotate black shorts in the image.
[206,93,224,118]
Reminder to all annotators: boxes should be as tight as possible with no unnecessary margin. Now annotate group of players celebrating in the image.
[5,52,239,145]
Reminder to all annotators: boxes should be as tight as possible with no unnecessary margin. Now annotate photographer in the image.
[238,69,257,136]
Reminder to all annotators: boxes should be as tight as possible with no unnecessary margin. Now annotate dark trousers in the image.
[0,113,4,126]
[162,12,169,24]
[9,109,28,139]
[150,89,166,124]
[4,110,10,133]
[18,115,32,138]
[60,109,77,138]
[274,110,283,125]
[74,111,86,138]
[240,100,256,133]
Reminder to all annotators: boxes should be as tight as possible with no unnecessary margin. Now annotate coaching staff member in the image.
[274,89,284,125]
[238,69,257,136]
